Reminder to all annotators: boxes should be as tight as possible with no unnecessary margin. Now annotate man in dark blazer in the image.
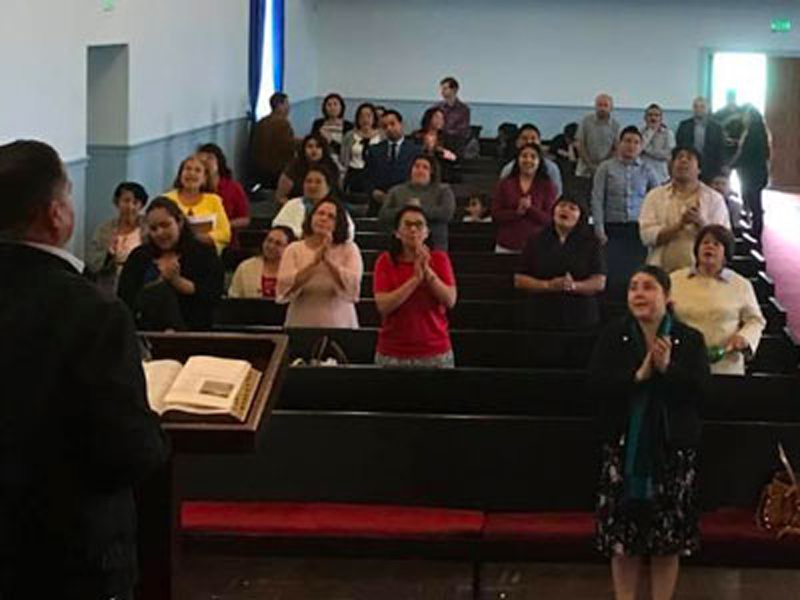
[0,140,167,599]
[365,109,421,215]
[675,96,725,182]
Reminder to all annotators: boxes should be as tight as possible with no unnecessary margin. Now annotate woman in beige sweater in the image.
[227,225,296,299]
[670,225,765,375]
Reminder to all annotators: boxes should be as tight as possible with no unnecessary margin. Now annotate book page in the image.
[187,214,215,235]
[142,360,184,415]
[164,355,251,413]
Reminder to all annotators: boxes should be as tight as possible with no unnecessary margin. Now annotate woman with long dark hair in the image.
[273,167,355,240]
[590,265,710,600]
[118,197,224,330]
[491,143,557,252]
[373,205,457,367]
[341,102,383,193]
[276,133,341,204]
[514,196,606,330]
[311,92,354,159]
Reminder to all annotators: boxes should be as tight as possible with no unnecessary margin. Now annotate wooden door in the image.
[766,57,800,189]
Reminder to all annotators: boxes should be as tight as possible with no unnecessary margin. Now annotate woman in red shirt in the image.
[491,143,556,253]
[373,206,458,367]
[197,143,251,229]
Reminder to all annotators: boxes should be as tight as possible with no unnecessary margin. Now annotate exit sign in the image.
[101,0,116,12]
[771,18,791,33]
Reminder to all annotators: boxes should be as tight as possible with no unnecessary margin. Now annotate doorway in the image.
[710,51,800,190]
[765,57,800,190]
[86,44,130,247]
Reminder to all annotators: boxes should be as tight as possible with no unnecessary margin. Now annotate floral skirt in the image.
[595,442,700,558]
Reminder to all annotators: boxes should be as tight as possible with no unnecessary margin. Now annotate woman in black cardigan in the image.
[118,196,224,330]
[589,265,710,600]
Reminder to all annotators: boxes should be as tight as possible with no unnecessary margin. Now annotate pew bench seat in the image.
[180,501,800,567]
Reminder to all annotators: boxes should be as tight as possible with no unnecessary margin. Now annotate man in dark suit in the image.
[0,140,167,599]
[675,96,725,182]
[365,109,421,215]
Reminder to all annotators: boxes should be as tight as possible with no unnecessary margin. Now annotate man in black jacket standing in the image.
[676,96,725,182]
[0,140,167,599]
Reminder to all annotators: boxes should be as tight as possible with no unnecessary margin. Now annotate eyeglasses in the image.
[400,220,427,230]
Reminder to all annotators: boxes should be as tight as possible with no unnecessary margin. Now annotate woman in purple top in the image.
[491,143,557,253]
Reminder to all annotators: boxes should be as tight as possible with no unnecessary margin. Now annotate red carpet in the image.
[762,190,800,339]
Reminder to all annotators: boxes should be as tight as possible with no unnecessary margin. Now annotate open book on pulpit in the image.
[143,355,261,422]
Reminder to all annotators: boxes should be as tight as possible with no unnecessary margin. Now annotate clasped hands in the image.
[517,195,532,215]
[680,205,704,228]
[312,233,336,269]
[635,336,672,382]
[155,255,181,283]
[412,243,436,284]
[547,272,577,293]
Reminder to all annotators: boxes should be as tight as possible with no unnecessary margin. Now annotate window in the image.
[255,0,284,120]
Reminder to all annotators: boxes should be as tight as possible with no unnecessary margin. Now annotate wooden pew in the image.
[215,295,787,335]
[208,314,798,374]
[176,366,800,514]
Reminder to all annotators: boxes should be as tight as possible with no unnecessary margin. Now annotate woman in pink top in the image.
[276,198,363,328]
[373,205,458,368]
[491,143,557,253]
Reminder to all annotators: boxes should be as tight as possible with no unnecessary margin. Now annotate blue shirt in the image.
[591,157,660,235]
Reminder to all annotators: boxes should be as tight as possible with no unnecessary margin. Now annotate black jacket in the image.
[118,240,224,331]
[0,243,167,598]
[675,117,725,181]
[365,138,422,195]
[589,315,710,448]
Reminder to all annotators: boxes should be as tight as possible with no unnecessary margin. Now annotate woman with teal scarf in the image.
[590,265,710,600]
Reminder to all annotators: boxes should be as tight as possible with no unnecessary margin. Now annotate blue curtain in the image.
[272,0,285,93]
[248,0,266,120]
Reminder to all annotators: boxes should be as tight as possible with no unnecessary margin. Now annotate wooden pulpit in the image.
[135,331,289,600]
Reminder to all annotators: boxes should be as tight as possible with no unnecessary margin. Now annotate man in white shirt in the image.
[639,146,731,273]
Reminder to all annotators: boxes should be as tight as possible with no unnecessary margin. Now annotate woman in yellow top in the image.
[164,155,231,252]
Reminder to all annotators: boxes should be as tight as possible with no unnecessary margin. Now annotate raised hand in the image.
[651,336,673,373]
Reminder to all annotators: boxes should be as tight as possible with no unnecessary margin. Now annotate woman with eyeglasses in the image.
[373,205,458,368]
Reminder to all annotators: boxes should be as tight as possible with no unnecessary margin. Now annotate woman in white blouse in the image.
[276,198,363,328]
[272,167,355,240]
[341,102,383,194]
[670,224,765,375]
